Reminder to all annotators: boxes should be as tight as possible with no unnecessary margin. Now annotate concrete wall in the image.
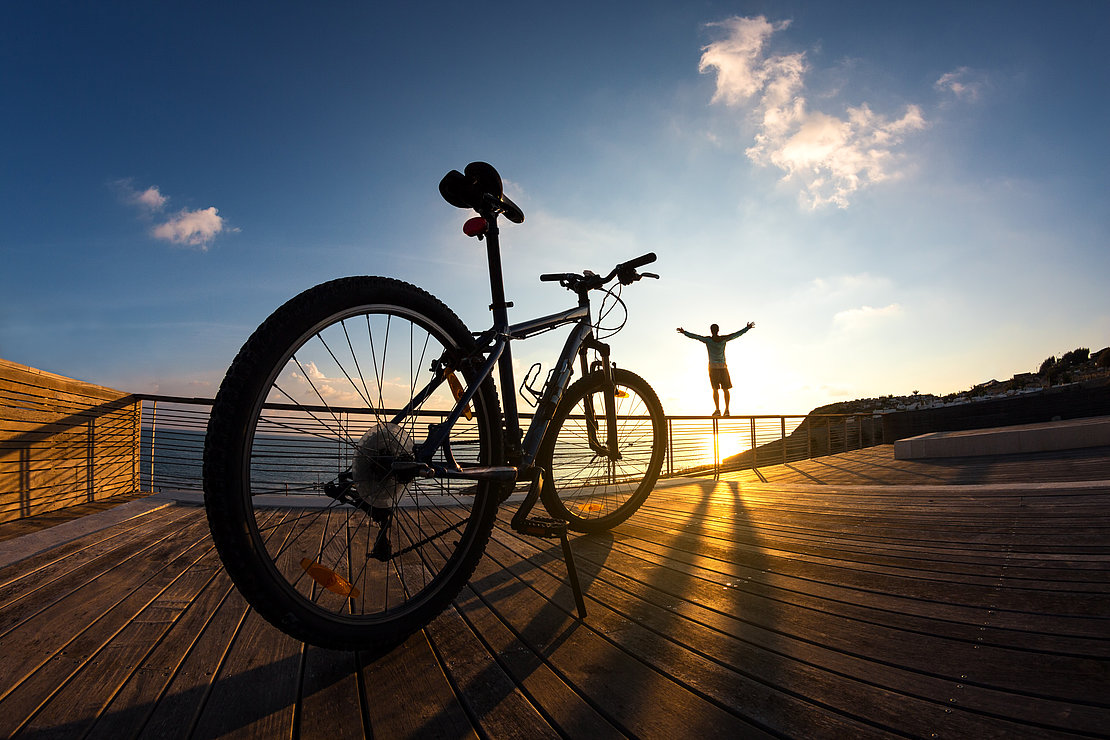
[882,378,1110,442]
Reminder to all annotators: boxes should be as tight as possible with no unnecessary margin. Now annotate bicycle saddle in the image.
[439,162,525,223]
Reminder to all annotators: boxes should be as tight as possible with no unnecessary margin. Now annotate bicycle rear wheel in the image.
[538,368,666,532]
[203,276,502,650]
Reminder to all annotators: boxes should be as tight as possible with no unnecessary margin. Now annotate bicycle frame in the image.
[399,212,618,485]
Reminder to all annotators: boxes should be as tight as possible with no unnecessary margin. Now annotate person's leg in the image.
[712,387,721,414]
[723,388,730,416]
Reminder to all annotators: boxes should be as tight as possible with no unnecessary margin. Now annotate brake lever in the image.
[641,272,659,279]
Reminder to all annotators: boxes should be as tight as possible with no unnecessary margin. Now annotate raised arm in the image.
[677,328,708,342]
[721,323,755,341]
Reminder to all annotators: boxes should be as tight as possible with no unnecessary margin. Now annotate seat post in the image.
[482,214,522,454]
[483,215,511,326]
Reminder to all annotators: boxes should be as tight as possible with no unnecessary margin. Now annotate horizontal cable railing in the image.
[133,394,885,494]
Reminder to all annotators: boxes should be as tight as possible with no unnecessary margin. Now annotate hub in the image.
[351,423,413,509]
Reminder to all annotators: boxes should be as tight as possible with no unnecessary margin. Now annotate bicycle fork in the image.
[580,337,621,462]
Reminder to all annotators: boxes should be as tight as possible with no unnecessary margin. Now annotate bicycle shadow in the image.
[433,476,784,735]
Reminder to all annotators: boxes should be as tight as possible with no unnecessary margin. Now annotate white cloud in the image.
[151,207,225,249]
[832,303,903,331]
[700,15,927,209]
[698,17,802,106]
[116,179,232,249]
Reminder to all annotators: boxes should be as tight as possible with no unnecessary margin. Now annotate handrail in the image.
[130,394,885,493]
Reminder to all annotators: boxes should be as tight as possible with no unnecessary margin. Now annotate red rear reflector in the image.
[463,217,488,237]
[300,557,361,599]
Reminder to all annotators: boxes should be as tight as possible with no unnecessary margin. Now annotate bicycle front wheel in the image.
[203,276,502,650]
[538,368,666,532]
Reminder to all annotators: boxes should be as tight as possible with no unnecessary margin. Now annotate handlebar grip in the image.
[540,273,569,282]
[622,252,657,270]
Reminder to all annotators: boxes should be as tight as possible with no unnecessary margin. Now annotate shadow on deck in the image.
[1,444,1108,738]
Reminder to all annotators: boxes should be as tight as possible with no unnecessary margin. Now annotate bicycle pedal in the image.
[514,516,567,539]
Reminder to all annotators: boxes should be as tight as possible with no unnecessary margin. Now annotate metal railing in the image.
[134,394,885,494]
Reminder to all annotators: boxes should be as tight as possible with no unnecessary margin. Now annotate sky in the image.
[2,0,1108,416]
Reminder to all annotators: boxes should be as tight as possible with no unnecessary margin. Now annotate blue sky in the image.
[2,1,1108,415]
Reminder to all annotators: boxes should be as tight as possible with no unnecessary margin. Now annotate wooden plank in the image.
[485,520,883,738]
[80,565,236,739]
[188,508,308,739]
[0,509,211,737]
[0,359,130,402]
[561,523,1109,736]
[0,491,150,544]
[423,602,560,738]
[359,630,479,739]
[130,513,292,739]
[14,526,219,737]
[188,609,302,739]
[296,646,366,740]
[446,585,625,739]
[465,519,778,739]
[0,505,194,632]
[561,480,1110,735]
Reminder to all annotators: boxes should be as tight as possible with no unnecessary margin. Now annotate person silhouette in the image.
[677,322,755,416]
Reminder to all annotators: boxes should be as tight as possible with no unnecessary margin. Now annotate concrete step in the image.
[894,415,1110,459]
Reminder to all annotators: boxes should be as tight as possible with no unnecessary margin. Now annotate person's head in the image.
[710,323,719,337]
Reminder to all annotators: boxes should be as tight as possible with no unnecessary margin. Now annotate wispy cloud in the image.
[127,184,168,210]
[115,179,230,250]
[935,66,984,102]
[809,273,894,299]
[832,303,904,331]
[699,16,926,209]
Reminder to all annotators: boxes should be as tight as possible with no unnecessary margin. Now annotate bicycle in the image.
[202,162,667,650]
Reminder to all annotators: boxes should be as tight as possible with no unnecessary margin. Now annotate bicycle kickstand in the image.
[511,468,587,619]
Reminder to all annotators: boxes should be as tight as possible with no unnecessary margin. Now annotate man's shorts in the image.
[708,365,732,390]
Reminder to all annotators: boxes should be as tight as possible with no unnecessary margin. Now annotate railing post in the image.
[149,400,157,493]
[750,417,756,469]
[134,401,142,493]
[86,416,95,503]
[712,415,720,479]
[666,418,672,477]
[781,416,787,464]
[806,418,812,460]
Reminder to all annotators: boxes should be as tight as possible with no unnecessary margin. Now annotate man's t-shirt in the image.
[681,327,750,367]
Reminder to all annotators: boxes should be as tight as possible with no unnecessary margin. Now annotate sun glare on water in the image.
[694,428,751,464]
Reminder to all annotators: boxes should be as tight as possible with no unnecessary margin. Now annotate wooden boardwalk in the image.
[0,444,1107,739]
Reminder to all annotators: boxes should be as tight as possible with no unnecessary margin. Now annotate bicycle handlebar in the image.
[539,252,659,291]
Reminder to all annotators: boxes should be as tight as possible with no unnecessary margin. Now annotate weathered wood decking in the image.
[1,445,1107,738]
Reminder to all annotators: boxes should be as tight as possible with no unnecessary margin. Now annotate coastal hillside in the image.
[806,345,1110,417]
[718,345,1109,470]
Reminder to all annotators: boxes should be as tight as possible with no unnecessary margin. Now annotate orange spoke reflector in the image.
[300,558,361,599]
[446,372,473,420]
[578,503,604,512]
[614,389,629,399]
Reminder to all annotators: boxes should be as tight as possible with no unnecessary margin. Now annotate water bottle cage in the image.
[519,362,555,408]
